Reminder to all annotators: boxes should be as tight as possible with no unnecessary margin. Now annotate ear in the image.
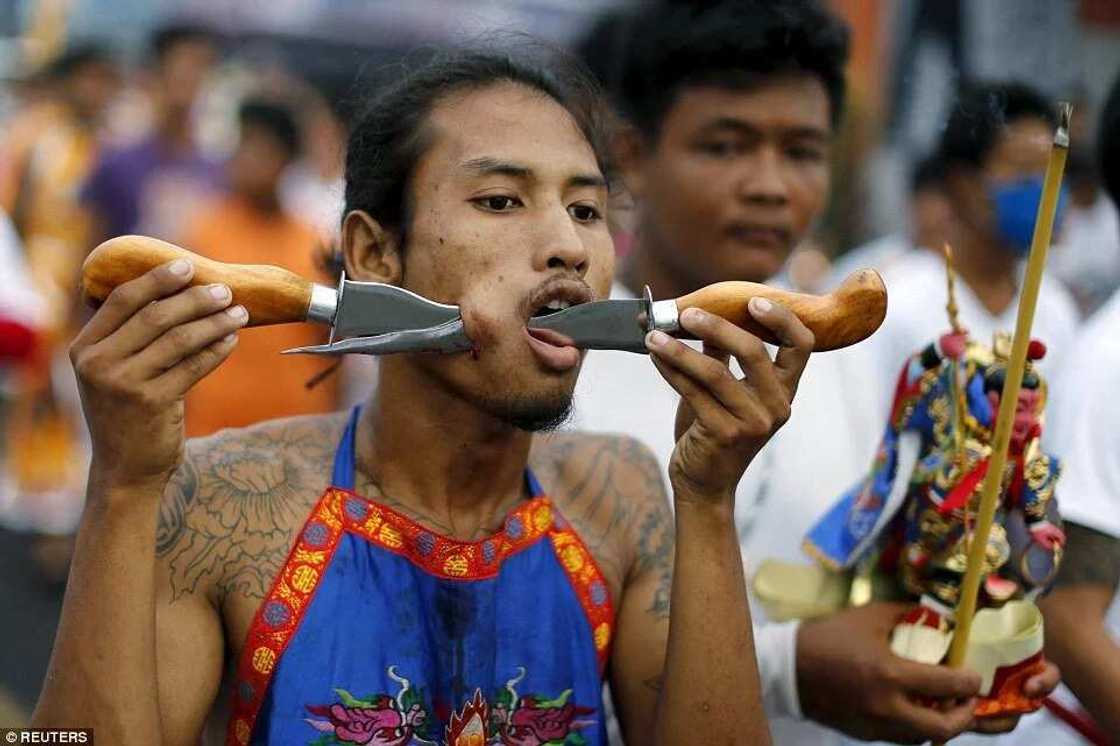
[341,210,403,284]
[611,123,650,200]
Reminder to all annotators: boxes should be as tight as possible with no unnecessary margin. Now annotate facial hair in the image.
[481,390,575,433]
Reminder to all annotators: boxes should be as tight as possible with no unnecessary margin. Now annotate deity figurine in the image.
[756,256,1065,717]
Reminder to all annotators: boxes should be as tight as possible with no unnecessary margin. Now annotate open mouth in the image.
[529,298,575,319]
[523,281,590,372]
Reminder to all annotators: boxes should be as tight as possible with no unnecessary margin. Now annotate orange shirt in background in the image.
[181,196,339,437]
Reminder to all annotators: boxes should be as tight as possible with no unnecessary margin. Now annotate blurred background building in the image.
[0,0,1118,728]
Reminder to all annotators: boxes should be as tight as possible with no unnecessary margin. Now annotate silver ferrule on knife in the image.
[307,283,339,326]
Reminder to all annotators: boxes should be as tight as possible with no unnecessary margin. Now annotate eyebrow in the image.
[702,117,830,142]
[460,156,607,189]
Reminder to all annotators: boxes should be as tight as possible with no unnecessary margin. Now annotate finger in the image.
[679,308,786,412]
[647,329,758,421]
[105,283,234,357]
[891,694,976,743]
[894,658,982,699]
[971,714,1019,734]
[76,259,196,346]
[649,352,741,436]
[748,297,813,395]
[129,305,249,377]
[1023,660,1060,697]
[155,332,239,395]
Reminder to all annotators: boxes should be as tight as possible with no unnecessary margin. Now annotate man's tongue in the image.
[525,326,580,372]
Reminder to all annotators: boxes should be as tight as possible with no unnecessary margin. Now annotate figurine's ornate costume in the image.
[757,324,1065,717]
[805,330,1064,612]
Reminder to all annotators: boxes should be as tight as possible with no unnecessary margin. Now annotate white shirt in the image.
[864,250,1080,434]
[575,261,1082,744]
[0,209,44,327]
[1051,194,1120,314]
[1004,290,1120,745]
[572,282,879,743]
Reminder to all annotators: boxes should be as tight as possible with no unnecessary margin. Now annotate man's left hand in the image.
[646,298,813,504]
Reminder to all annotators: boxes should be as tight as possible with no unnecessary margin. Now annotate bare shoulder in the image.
[531,431,673,600]
[157,411,349,605]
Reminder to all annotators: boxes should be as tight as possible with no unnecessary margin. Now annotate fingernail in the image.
[227,305,248,321]
[222,332,237,344]
[169,259,192,276]
[646,330,671,348]
[209,284,231,301]
[750,297,772,314]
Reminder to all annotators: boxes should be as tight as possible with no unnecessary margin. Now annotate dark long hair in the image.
[343,46,612,248]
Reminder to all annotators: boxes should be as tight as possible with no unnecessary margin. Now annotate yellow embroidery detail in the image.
[251,646,276,674]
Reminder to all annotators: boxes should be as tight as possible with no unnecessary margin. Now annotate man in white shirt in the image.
[861,83,1081,433]
[573,2,1059,743]
[1011,69,1120,746]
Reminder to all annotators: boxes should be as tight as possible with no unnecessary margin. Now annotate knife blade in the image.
[528,270,888,353]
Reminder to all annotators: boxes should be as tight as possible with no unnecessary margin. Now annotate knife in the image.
[80,235,887,355]
[526,271,887,352]
[80,235,473,355]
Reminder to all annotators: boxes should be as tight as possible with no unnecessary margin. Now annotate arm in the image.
[1039,521,1120,739]
[614,300,816,745]
[32,259,248,744]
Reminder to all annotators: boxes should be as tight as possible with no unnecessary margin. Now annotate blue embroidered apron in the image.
[227,409,614,746]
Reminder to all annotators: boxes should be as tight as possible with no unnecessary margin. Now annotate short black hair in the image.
[239,99,301,159]
[1100,69,1120,207]
[45,44,114,80]
[601,0,850,137]
[911,153,946,193]
[149,22,217,64]
[344,46,610,244]
[938,82,1056,169]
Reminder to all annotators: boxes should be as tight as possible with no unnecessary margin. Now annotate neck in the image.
[620,225,699,300]
[355,359,534,540]
[952,224,1019,316]
[155,107,194,150]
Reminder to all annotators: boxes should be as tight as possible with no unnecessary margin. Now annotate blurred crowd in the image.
[0,0,1119,742]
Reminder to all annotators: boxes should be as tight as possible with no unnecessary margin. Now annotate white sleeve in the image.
[1048,304,1120,538]
[753,619,802,719]
[0,209,44,325]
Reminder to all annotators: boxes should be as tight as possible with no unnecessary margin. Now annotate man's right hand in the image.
[796,601,980,744]
[71,258,247,492]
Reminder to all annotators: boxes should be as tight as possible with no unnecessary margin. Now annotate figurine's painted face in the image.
[987,387,1043,451]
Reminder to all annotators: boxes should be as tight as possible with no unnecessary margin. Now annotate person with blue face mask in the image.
[862,83,1080,416]
[944,82,1069,275]
[991,175,1069,258]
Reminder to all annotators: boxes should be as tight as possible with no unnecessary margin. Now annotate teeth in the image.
[546,299,571,311]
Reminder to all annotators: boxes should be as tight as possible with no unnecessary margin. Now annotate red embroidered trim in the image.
[548,512,616,673]
[333,487,555,580]
[225,488,570,744]
[226,489,346,746]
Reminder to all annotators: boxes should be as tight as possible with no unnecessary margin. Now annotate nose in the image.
[736,145,790,207]
[534,206,590,276]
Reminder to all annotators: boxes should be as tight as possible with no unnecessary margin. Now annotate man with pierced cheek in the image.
[33,50,812,746]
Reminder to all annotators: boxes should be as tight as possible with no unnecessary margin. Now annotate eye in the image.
[696,140,742,158]
[788,145,825,163]
[568,203,602,223]
[473,195,522,212]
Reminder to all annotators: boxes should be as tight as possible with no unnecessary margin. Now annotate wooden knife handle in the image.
[81,235,315,327]
[673,269,888,351]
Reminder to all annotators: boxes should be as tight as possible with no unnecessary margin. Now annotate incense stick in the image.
[942,101,1072,701]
